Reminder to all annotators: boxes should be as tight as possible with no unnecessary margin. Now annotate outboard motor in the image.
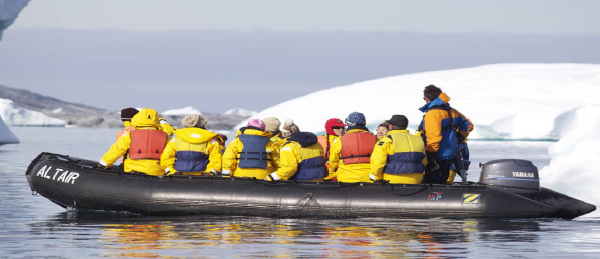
[479,159,540,195]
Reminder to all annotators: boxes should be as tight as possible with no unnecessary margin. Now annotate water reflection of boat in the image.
[31,212,547,258]
[26,152,595,219]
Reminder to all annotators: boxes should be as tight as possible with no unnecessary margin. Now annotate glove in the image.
[426,152,440,172]
[97,164,108,170]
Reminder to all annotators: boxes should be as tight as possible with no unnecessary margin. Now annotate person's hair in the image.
[377,122,390,129]
[391,125,406,130]
[424,84,442,101]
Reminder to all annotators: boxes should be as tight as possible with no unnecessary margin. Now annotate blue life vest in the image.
[291,156,327,180]
[237,134,270,169]
[383,134,426,175]
[174,151,209,172]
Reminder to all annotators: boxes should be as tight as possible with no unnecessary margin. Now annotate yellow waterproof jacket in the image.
[160,127,221,175]
[267,132,326,181]
[370,130,427,184]
[159,118,176,137]
[100,109,166,176]
[270,132,284,143]
[328,128,376,183]
[222,128,279,179]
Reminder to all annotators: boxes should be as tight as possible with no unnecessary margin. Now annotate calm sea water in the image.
[1,127,599,258]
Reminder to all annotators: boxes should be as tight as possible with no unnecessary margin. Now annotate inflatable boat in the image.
[26,152,596,219]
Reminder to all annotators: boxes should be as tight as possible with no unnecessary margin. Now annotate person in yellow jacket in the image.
[370,115,427,184]
[160,114,222,176]
[116,107,139,140]
[115,107,139,164]
[222,119,279,178]
[265,132,327,181]
[263,117,284,143]
[158,116,176,137]
[99,108,168,176]
[318,118,346,174]
[328,112,377,183]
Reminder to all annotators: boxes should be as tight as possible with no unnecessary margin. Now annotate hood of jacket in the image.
[132,108,160,128]
[288,132,318,148]
[175,127,216,144]
[419,92,451,113]
[238,127,271,138]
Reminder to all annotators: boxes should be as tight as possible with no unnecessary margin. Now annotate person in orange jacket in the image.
[418,85,473,184]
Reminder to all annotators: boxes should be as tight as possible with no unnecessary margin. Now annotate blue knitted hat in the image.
[345,112,366,126]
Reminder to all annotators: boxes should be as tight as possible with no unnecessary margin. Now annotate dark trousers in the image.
[423,160,451,184]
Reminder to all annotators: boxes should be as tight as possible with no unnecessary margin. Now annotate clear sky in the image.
[2,0,600,113]
[13,0,600,34]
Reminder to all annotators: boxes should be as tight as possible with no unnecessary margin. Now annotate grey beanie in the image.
[181,114,207,128]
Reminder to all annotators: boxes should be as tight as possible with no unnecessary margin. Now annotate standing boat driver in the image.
[265,131,327,181]
[417,85,473,184]
[370,115,427,184]
[99,108,169,176]
[222,119,280,179]
[160,114,222,176]
[327,112,377,183]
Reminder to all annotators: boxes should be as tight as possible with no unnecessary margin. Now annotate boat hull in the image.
[25,153,595,219]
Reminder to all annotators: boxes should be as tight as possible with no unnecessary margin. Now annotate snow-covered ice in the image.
[224,108,257,117]
[0,116,18,144]
[540,105,600,217]
[0,98,66,126]
[161,106,202,116]
[241,63,600,140]
[0,0,30,41]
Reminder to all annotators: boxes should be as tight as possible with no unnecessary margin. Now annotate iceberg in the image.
[0,98,66,126]
[540,105,600,217]
[0,0,30,41]
[161,106,202,116]
[0,115,18,145]
[224,108,257,117]
[241,64,600,140]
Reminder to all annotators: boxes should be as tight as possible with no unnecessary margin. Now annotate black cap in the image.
[388,115,408,128]
[120,107,139,122]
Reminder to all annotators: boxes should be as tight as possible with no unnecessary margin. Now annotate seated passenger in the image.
[328,112,377,183]
[116,107,139,140]
[280,119,298,139]
[370,115,427,184]
[99,108,168,176]
[160,114,222,176]
[263,117,283,143]
[265,132,326,181]
[158,115,176,137]
[317,118,346,173]
[222,119,279,178]
[376,121,390,140]
[116,107,139,164]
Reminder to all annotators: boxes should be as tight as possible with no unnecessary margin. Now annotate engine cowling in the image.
[479,159,540,195]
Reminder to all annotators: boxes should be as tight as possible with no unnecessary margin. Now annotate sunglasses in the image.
[332,126,345,130]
